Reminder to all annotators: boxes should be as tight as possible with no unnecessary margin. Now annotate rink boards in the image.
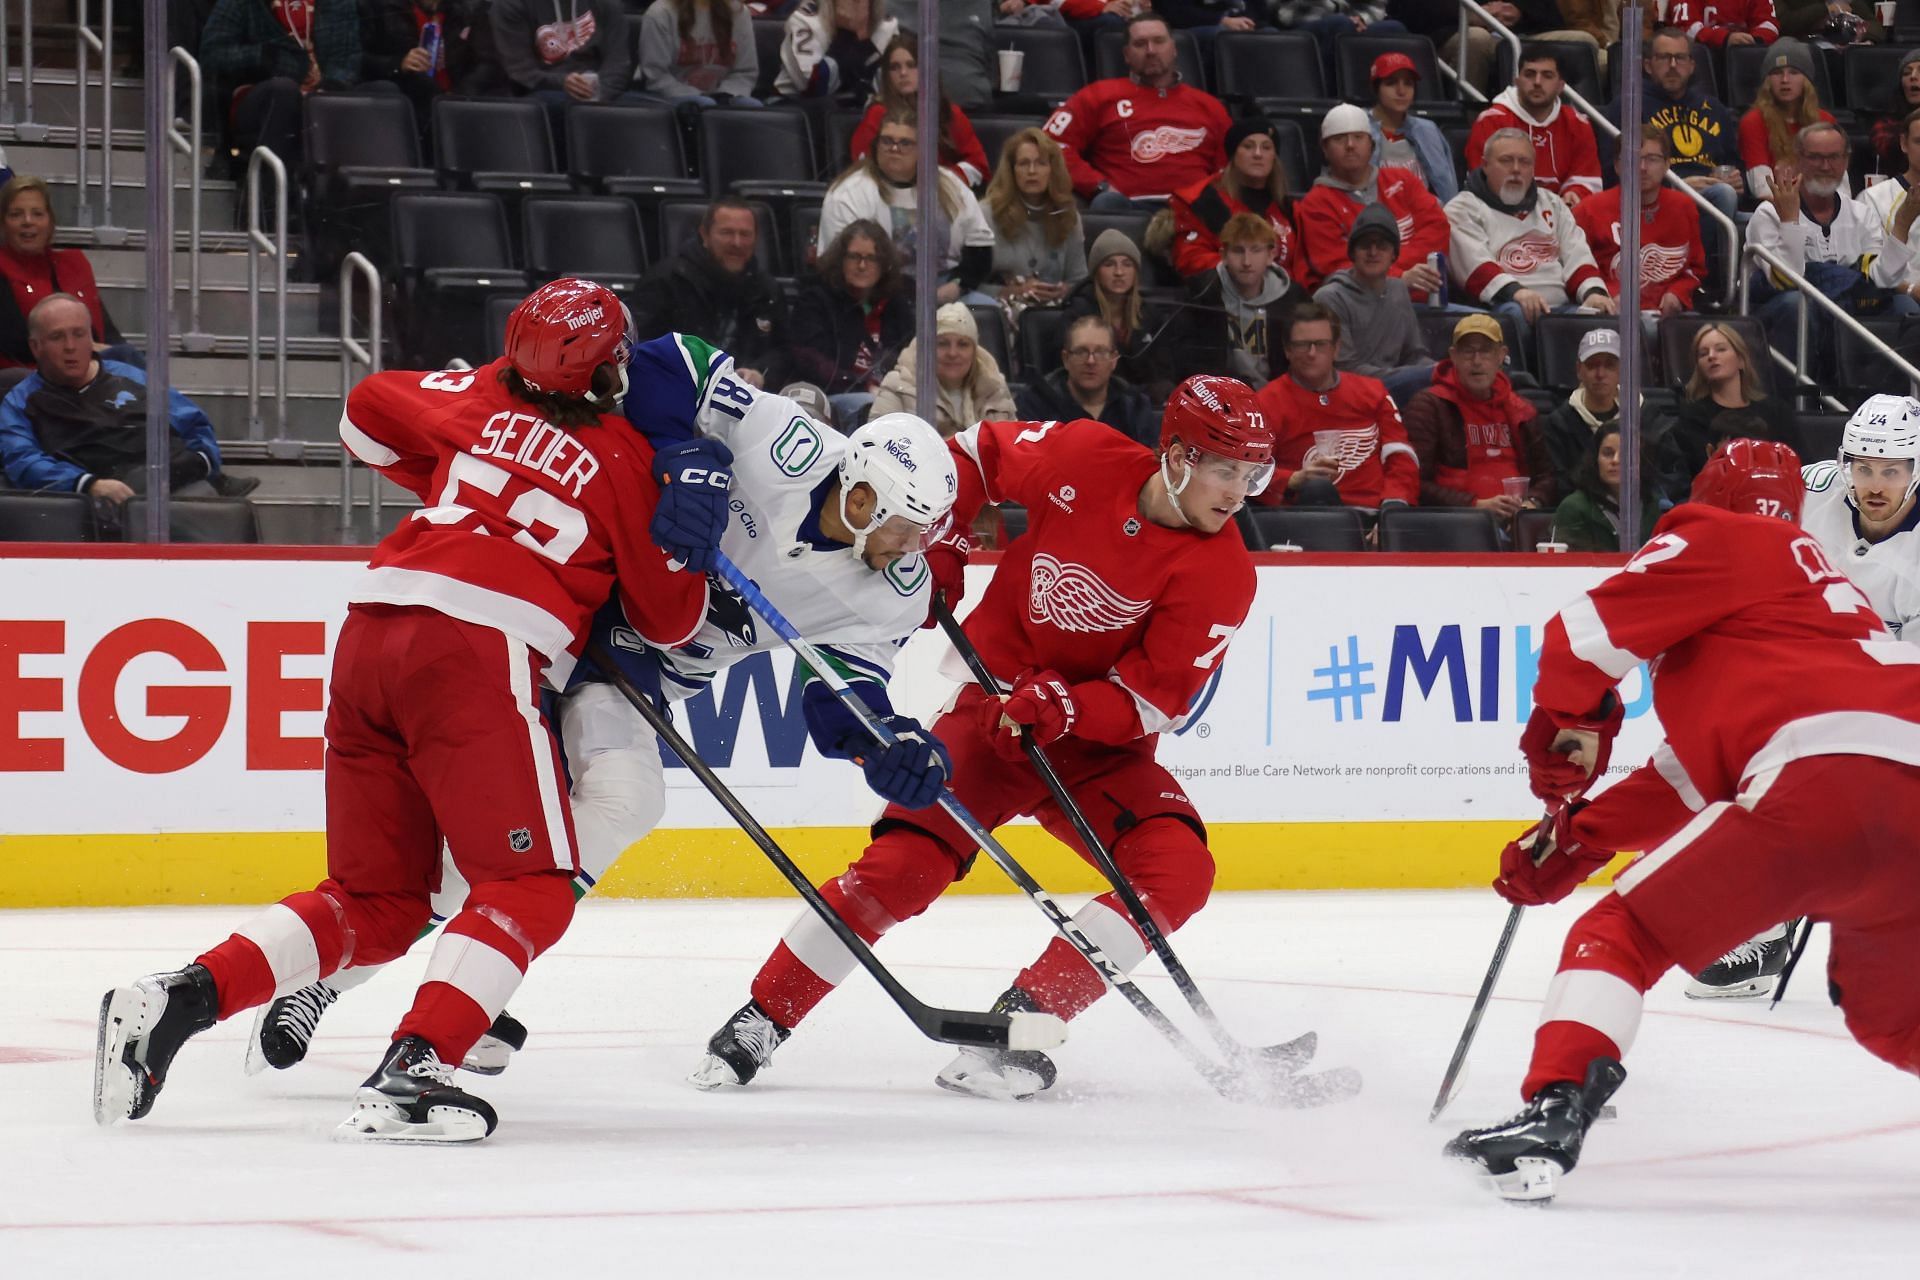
[0,546,1650,907]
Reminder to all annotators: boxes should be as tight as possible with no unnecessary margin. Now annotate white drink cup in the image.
[1877,1,1897,29]
[998,50,1025,93]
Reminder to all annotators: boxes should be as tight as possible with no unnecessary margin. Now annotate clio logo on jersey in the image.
[1027,553,1151,633]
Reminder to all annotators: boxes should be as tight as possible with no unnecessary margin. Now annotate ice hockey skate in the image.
[244,980,338,1075]
[934,989,1058,1101]
[94,964,219,1125]
[1685,921,1797,1000]
[461,1010,529,1075]
[1444,1057,1627,1203]
[689,1000,792,1089]
[335,1036,497,1143]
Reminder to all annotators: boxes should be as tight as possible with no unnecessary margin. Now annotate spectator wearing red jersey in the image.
[1403,313,1550,516]
[1295,103,1450,295]
[1254,302,1419,513]
[1368,51,1458,202]
[1167,118,1302,282]
[1466,43,1602,207]
[1739,39,1833,200]
[1041,13,1231,210]
[1573,125,1708,317]
[848,33,988,188]
[1669,0,1780,47]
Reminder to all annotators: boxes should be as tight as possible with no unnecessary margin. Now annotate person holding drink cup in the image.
[1402,313,1551,516]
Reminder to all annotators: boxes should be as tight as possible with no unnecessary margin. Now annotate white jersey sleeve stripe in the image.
[949,424,1000,505]
[1109,673,1169,736]
[1650,741,1707,812]
[1742,710,1920,783]
[339,410,400,468]
[1559,593,1641,680]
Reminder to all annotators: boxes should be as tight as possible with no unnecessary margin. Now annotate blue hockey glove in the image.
[651,438,734,573]
[854,716,953,810]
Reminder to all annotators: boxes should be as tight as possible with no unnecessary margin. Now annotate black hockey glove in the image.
[650,438,734,574]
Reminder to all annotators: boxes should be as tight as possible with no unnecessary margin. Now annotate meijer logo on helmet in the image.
[564,305,606,331]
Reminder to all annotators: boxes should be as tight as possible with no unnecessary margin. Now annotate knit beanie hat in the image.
[1226,117,1280,158]
[1763,39,1817,83]
[1347,202,1401,254]
[936,300,977,341]
[1088,227,1142,269]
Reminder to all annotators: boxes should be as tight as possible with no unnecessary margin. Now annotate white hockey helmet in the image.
[1839,392,1920,504]
[837,412,959,557]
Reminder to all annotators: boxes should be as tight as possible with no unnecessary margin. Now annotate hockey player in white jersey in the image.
[1684,392,1920,1001]
[246,333,960,1076]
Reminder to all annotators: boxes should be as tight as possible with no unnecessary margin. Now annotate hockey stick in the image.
[930,594,1317,1075]
[585,642,1065,1055]
[712,553,1358,1108]
[1429,900,1526,1123]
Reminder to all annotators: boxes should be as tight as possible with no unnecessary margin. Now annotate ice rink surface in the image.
[5,890,1918,1278]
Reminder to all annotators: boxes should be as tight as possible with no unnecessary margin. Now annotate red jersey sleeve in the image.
[1576,742,1710,855]
[1295,189,1353,289]
[948,417,1084,525]
[341,369,459,500]
[1464,110,1499,173]
[950,107,989,186]
[1397,180,1452,274]
[1564,113,1602,197]
[1738,110,1771,172]
[1044,86,1111,200]
[1102,537,1257,739]
[848,102,884,167]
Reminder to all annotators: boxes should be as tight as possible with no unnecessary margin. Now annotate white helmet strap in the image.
[838,479,880,559]
[1158,444,1196,527]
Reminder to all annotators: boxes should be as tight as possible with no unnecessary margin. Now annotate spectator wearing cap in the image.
[871,301,1016,437]
[1538,326,1632,502]
[1367,51,1458,202]
[1574,125,1708,318]
[1168,118,1304,282]
[1064,228,1170,395]
[1466,43,1601,208]
[1271,2,1406,73]
[1253,301,1420,513]
[1166,211,1308,390]
[1296,102,1451,295]
[1311,202,1433,406]
[1668,0,1780,49]
[1402,312,1551,515]
[1446,127,1615,352]
[1867,49,1920,175]
[1014,314,1157,448]
[1738,38,1833,201]
[778,380,838,432]
[1041,12,1231,211]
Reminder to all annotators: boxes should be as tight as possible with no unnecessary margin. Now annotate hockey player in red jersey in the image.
[92,279,712,1143]
[1447,439,1920,1201]
[690,374,1274,1099]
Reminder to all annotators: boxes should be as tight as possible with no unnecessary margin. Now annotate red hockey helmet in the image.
[1689,437,1805,522]
[503,277,632,398]
[1161,374,1276,495]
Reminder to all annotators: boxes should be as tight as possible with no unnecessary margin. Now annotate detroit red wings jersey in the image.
[1572,187,1706,310]
[1295,171,1451,291]
[1253,372,1418,508]
[1043,78,1230,202]
[341,360,705,686]
[948,418,1256,739]
[1446,185,1604,308]
[1466,92,1602,202]
[1536,504,1920,816]
[1668,0,1780,46]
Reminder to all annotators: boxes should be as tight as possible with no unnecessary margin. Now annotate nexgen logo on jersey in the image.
[1026,554,1152,633]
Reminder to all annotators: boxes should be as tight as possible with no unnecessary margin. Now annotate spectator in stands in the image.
[1168,211,1308,390]
[1064,228,1168,395]
[1466,43,1602,208]
[1867,50,1920,176]
[1270,2,1406,71]
[1551,421,1660,550]
[1296,103,1450,295]
[1447,128,1615,351]
[1777,0,1886,44]
[819,109,997,304]
[871,301,1016,436]
[982,130,1088,322]
[1014,314,1156,446]
[790,218,915,424]
[1669,0,1781,49]
[779,379,838,430]
[1169,118,1303,282]
[887,1,994,113]
[637,0,763,111]
[1312,203,1433,406]
[1403,313,1550,515]
[1574,125,1708,317]
[1862,107,1920,302]
[1605,27,1744,218]
[1042,13,1231,210]
[777,0,898,100]
[1253,302,1420,512]
[0,177,134,383]
[1739,39,1832,199]
[0,295,258,523]
[1665,321,1801,489]
[1539,326,1626,501]
[1747,122,1920,382]
[1368,52,1458,202]
[493,0,639,127]
[848,34,988,187]
[632,197,790,388]
[1386,0,1496,94]
[362,0,503,151]
[0,144,12,187]
[200,0,367,188]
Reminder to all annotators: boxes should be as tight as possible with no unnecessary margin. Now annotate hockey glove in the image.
[979,668,1077,760]
[650,438,735,574]
[1520,691,1622,803]
[921,532,973,629]
[852,716,953,810]
[1493,802,1615,908]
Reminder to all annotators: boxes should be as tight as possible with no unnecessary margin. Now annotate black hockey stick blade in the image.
[585,645,1065,1055]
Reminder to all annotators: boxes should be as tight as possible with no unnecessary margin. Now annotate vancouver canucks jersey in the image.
[623,332,932,699]
[1802,460,1920,643]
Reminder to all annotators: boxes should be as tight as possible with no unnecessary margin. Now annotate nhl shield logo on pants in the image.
[508,828,534,854]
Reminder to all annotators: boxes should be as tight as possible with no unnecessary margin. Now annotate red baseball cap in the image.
[1371,52,1420,82]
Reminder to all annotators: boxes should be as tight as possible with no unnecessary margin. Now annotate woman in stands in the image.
[1739,39,1834,200]
[1367,54,1458,201]
[818,108,997,305]
[637,0,764,111]
[1666,322,1801,491]
[981,129,1087,331]
[1550,421,1661,553]
[0,176,135,383]
[1869,51,1920,176]
[789,218,915,426]
[1167,117,1304,282]
[871,300,1015,437]
[847,33,987,188]
[1063,227,1168,397]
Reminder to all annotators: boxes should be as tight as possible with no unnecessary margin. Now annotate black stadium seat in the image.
[1016,306,1069,379]
[1092,28,1207,91]
[483,293,518,363]
[995,26,1086,104]
[967,114,1048,178]
[522,196,649,292]
[1376,506,1502,553]
[751,18,785,101]
[565,105,704,222]
[1237,505,1366,551]
[124,497,260,545]
[967,304,1012,378]
[391,191,530,366]
[0,491,97,542]
[825,107,866,174]
[1514,509,1559,553]
[303,91,437,271]
[1213,31,1324,104]
[432,97,572,200]
[1798,412,1848,464]
[696,107,825,205]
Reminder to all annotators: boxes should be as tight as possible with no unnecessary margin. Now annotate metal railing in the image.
[1738,242,1920,411]
[246,146,293,449]
[3,0,51,140]
[73,0,127,242]
[165,46,213,350]
[339,253,384,539]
